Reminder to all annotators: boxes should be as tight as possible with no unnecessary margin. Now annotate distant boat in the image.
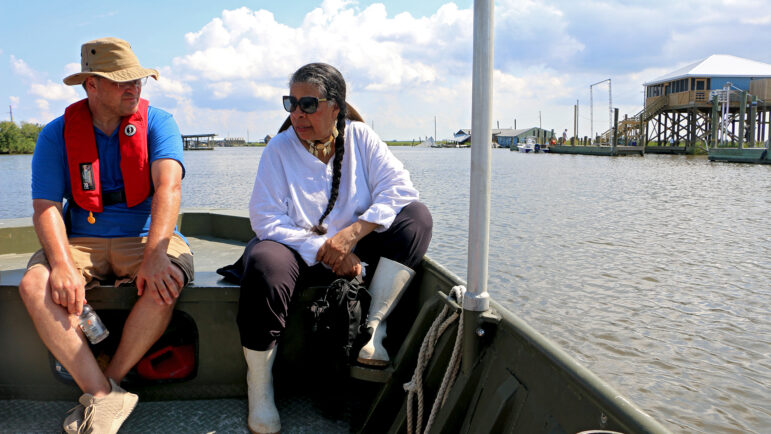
[517,137,538,153]
[415,137,435,147]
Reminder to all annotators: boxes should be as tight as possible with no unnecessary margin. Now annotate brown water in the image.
[2,148,769,433]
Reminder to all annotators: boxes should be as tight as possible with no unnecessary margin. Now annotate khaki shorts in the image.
[27,233,194,289]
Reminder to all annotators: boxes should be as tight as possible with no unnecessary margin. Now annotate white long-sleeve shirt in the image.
[249,120,419,266]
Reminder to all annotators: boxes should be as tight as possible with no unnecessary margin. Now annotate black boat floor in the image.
[0,394,351,433]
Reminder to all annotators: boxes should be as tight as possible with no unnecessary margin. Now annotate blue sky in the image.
[2,0,770,140]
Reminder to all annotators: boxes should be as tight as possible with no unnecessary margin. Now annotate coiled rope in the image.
[404,285,466,434]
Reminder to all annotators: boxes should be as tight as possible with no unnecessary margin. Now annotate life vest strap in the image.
[102,189,127,206]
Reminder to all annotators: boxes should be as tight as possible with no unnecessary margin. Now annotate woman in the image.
[238,63,432,433]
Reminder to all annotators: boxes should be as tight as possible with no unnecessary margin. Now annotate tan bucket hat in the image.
[63,37,159,85]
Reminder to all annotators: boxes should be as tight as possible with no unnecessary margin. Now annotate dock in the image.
[182,134,215,150]
[549,145,644,156]
[708,147,770,164]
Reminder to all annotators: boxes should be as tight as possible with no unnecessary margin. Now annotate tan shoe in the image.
[62,403,85,434]
[63,378,138,434]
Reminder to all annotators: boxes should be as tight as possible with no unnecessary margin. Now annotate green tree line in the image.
[0,121,44,154]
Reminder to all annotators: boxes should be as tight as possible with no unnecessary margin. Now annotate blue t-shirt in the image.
[31,106,185,238]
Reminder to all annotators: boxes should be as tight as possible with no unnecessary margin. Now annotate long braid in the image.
[314,112,347,234]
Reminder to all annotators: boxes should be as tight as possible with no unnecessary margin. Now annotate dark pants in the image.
[237,201,432,351]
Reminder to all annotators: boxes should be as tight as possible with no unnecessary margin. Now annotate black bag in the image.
[308,275,370,363]
[306,275,370,418]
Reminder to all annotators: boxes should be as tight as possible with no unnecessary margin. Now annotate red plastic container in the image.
[136,344,195,380]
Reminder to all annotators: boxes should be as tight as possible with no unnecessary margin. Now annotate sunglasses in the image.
[283,96,329,114]
[96,76,148,90]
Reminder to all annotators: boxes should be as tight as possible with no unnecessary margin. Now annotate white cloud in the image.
[10,55,40,81]
[64,62,81,76]
[8,56,80,121]
[122,1,771,140]
[9,96,19,106]
[741,15,771,25]
[29,81,79,101]
[34,98,54,123]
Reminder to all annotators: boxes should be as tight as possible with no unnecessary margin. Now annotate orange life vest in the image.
[63,98,151,212]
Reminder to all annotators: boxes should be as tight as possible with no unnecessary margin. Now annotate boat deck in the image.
[0,212,672,434]
[0,395,352,433]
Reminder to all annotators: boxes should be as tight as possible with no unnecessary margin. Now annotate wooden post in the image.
[710,95,719,149]
[749,96,757,147]
[623,114,628,145]
[573,104,577,145]
[688,108,696,153]
[657,112,662,146]
[738,90,747,149]
[611,108,619,153]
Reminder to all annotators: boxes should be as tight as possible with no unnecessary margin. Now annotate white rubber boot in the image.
[243,346,281,434]
[357,257,416,366]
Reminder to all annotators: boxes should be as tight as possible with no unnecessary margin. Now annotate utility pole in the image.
[9,105,13,123]
[514,119,516,129]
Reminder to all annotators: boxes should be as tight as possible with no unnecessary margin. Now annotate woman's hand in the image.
[316,220,378,270]
[333,252,363,278]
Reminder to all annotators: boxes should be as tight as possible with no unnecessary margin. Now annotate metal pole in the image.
[462,0,493,377]
[710,95,719,149]
[608,79,613,141]
[466,0,492,314]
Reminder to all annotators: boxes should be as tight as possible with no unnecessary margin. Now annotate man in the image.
[18,37,193,434]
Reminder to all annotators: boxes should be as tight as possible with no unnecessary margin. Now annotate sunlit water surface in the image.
[2,147,769,433]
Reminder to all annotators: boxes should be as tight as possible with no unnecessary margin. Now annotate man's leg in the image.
[103,234,194,382]
[18,264,111,397]
[103,289,176,382]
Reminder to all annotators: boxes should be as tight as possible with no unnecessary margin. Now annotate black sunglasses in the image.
[283,95,329,114]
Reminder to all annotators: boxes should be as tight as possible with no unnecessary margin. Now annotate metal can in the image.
[79,304,109,344]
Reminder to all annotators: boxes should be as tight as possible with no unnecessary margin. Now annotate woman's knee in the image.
[404,201,433,235]
[242,240,299,284]
[393,202,433,245]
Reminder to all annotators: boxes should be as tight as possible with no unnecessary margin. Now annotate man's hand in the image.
[49,263,86,315]
[136,251,184,305]
[332,252,363,278]
[31,199,86,315]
